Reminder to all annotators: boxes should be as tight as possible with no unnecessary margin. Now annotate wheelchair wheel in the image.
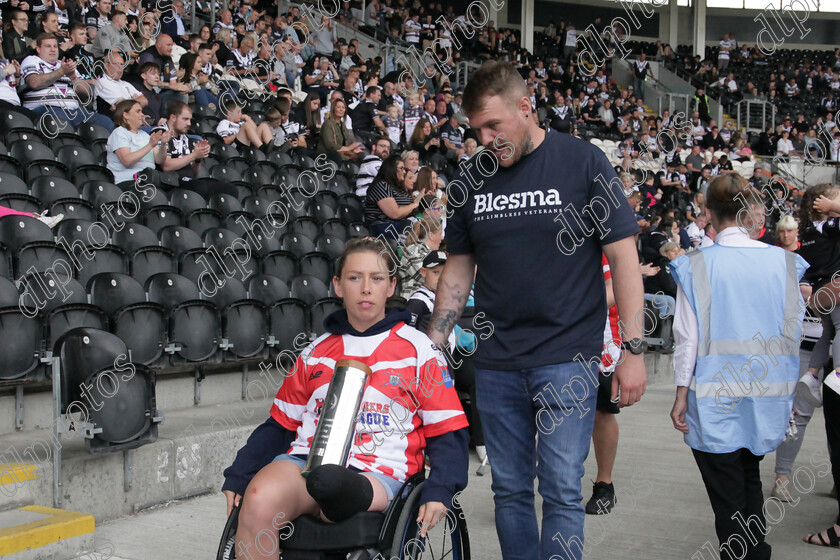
[390,482,470,560]
[217,505,239,560]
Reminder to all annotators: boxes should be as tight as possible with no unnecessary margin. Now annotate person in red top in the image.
[223,238,469,560]
[586,255,622,514]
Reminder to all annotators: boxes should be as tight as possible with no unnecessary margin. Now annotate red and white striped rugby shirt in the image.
[271,323,469,482]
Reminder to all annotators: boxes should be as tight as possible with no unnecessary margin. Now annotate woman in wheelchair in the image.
[222,238,470,560]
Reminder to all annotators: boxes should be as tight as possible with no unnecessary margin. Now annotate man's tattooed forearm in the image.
[431,309,458,335]
[443,281,470,304]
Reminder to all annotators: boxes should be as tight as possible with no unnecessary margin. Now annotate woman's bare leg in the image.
[235,461,319,560]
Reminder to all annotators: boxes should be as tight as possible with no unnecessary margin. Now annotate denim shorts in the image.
[273,453,404,503]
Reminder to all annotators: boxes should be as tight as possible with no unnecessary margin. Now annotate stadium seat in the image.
[211,143,239,161]
[205,277,267,359]
[144,205,184,233]
[52,132,86,150]
[311,297,343,336]
[315,234,345,260]
[186,208,223,236]
[73,165,115,185]
[320,219,348,241]
[0,170,28,196]
[242,195,272,218]
[291,217,319,241]
[0,275,19,306]
[347,223,369,238]
[11,139,56,166]
[129,245,176,286]
[112,223,159,255]
[70,242,125,289]
[223,211,258,238]
[268,151,294,168]
[76,122,111,143]
[146,272,220,363]
[0,214,54,254]
[289,274,329,307]
[0,245,11,278]
[16,242,72,280]
[185,177,239,199]
[281,231,317,259]
[0,111,35,139]
[52,327,161,453]
[0,154,22,178]
[246,227,282,256]
[136,187,169,213]
[88,272,166,366]
[50,198,96,221]
[0,306,43,380]
[309,191,339,223]
[337,194,365,223]
[56,145,97,173]
[0,192,42,214]
[26,161,69,182]
[30,176,81,206]
[169,188,208,215]
[46,303,108,355]
[208,193,243,216]
[299,252,333,285]
[248,273,291,306]
[55,219,110,251]
[261,250,298,282]
[267,298,308,353]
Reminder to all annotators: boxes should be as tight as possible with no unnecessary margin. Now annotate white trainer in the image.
[797,373,823,408]
[36,212,64,229]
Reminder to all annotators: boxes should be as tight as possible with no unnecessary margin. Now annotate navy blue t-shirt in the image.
[446,129,639,370]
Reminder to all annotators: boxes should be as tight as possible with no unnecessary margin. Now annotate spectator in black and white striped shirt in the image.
[21,33,114,130]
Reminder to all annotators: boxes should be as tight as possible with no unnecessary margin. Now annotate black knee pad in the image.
[305,464,374,522]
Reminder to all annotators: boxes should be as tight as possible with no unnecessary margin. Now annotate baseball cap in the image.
[422,251,447,269]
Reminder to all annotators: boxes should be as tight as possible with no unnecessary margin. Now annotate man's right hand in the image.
[223,490,241,516]
[61,59,77,76]
[194,142,211,159]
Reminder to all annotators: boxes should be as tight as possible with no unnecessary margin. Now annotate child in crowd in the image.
[216,101,266,149]
[222,238,469,560]
[383,103,403,148]
[403,93,423,144]
[399,216,443,299]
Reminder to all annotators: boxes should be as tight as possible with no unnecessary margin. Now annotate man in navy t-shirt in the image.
[427,61,647,560]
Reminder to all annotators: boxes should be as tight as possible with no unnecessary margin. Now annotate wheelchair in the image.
[217,472,471,560]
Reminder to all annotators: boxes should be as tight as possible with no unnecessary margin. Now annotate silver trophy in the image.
[301,359,372,477]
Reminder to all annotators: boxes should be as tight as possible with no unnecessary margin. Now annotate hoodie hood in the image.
[323,307,413,337]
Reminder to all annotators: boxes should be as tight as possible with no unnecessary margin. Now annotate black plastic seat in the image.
[0,154,22,178]
[186,208,223,236]
[315,234,345,260]
[261,250,298,282]
[280,232,316,259]
[268,151,294,167]
[129,245,175,286]
[112,223,159,255]
[169,188,208,215]
[55,219,110,251]
[76,245,127,289]
[183,178,239,199]
[17,271,87,317]
[73,165,114,185]
[159,225,203,257]
[210,143,239,161]
[338,194,364,223]
[206,277,266,359]
[56,145,97,173]
[248,273,291,306]
[291,217,319,241]
[76,122,111,143]
[0,193,41,214]
[208,193,243,216]
[224,211,257,238]
[300,252,333,285]
[10,140,55,166]
[348,223,369,238]
[80,180,122,207]
[242,195,271,219]
[0,306,42,380]
[0,170,28,196]
[88,272,166,366]
[267,298,308,352]
[289,274,329,307]
[47,305,108,357]
[146,273,219,363]
[0,214,54,254]
[4,127,44,147]
[50,198,95,221]
[26,161,68,182]
[0,112,35,139]
[144,206,184,234]
[0,276,19,307]
[320,219,348,241]
[311,297,342,336]
[136,187,169,213]
[30,176,80,206]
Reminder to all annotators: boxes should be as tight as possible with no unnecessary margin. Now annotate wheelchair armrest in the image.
[378,471,426,549]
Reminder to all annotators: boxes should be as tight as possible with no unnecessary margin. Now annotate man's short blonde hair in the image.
[659,242,680,257]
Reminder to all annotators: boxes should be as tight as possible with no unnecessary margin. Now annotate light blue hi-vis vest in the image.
[669,244,809,455]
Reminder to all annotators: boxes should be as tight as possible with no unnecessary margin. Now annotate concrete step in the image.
[0,394,273,524]
[0,505,94,560]
[0,366,255,438]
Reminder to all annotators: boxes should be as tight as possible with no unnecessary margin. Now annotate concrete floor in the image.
[87,384,840,560]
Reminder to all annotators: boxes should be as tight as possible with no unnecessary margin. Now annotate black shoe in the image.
[585,481,616,515]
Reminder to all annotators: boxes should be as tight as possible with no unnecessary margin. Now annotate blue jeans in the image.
[33,104,114,132]
[193,87,218,108]
[475,362,598,560]
[644,293,675,318]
